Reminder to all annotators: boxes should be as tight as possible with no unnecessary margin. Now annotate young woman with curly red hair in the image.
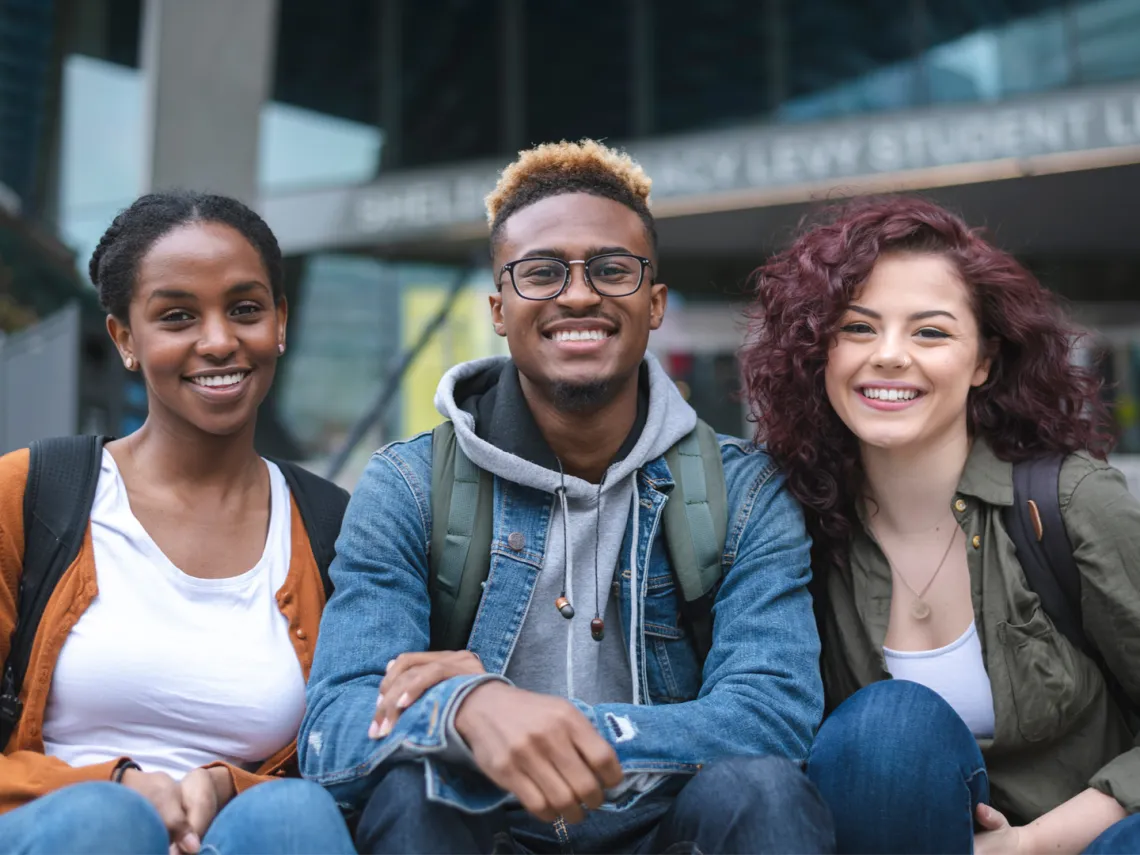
[742,196,1140,855]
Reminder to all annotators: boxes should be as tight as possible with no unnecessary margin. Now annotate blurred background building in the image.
[3,0,1140,485]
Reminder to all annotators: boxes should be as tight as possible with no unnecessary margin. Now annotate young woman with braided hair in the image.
[0,192,354,854]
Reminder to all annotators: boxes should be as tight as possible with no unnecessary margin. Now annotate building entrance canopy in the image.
[263,81,1140,256]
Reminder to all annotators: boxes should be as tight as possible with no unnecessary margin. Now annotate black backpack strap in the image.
[273,460,350,601]
[1005,456,1138,720]
[1,435,106,749]
[1005,456,1090,654]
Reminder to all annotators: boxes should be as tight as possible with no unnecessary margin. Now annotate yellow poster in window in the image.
[401,278,507,438]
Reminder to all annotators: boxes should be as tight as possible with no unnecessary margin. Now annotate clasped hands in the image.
[120,765,234,855]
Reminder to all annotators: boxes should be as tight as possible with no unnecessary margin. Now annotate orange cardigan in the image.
[0,448,328,816]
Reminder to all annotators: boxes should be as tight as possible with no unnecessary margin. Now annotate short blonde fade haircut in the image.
[485,139,656,257]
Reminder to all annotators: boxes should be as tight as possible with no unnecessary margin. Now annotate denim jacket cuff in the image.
[395,673,510,753]
[567,700,676,805]
[436,673,512,767]
[298,674,506,810]
[418,673,514,814]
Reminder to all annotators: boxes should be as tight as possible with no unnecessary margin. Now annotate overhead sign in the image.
[264,82,1140,252]
[639,89,1140,202]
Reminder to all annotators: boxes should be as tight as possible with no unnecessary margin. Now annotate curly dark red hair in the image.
[741,195,1113,574]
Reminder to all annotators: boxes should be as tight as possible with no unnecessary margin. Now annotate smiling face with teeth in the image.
[108,222,287,438]
[490,192,667,413]
[824,252,992,454]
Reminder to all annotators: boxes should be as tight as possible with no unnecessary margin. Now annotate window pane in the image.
[1074,0,1140,85]
[524,0,632,144]
[653,0,770,133]
[784,0,917,117]
[401,0,500,167]
[274,0,378,126]
[269,0,382,191]
[924,0,1066,46]
[926,7,1069,104]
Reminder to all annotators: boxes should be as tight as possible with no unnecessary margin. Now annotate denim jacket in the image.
[299,431,822,813]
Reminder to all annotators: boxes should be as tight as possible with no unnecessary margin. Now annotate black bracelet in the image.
[111,759,141,783]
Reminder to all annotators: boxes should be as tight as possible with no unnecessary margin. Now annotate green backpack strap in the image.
[428,418,728,661]
[429,421,494,651]
[662,419,728,662]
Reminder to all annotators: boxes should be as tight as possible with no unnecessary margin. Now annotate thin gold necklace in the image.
[877,521,961,621]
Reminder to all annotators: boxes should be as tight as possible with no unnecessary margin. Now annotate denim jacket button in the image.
[508,532,526,551]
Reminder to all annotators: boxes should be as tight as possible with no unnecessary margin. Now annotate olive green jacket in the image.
[821,439,1140,824]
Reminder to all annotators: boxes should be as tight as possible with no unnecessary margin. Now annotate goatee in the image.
[549,378,614,413]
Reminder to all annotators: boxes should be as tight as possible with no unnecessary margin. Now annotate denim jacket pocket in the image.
[642,572,702,703]
[999,607,1096,743]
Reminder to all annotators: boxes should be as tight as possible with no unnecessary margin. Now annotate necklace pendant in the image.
[910,599,932,621]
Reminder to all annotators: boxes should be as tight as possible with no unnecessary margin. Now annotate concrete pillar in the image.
[139,0,278,205]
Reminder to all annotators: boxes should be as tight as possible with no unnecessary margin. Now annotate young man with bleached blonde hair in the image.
[301,140,833,854]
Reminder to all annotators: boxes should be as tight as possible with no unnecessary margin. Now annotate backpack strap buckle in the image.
[0,692,21,727]
[0,665,23,743]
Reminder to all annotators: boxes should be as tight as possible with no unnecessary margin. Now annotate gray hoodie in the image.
[434,354,696,705]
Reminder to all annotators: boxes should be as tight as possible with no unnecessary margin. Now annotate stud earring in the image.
[277,343,285,355]
[124,356,135,370]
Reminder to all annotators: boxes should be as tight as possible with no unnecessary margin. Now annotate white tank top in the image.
[883,621,996,738]
[41,450,305,778]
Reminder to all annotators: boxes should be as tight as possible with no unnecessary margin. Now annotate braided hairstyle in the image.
[89,191,284,321]
[485,139,657,267]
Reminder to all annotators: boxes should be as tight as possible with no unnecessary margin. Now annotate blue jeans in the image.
[0,778,355,854]
[807,680,990,855]
[355,756,836,854]
[1086,814,1140,854]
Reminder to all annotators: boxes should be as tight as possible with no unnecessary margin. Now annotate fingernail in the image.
[375,692,384,709]
[396,692,410,709]
[379,717,392,737]
[180,832,201,853]
[386,659,395,671]
[368,720,381,739]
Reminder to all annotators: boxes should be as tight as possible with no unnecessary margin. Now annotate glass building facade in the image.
[266,0,1140,168]
[8,0,1140,478]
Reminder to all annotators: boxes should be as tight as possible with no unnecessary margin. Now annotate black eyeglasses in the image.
[499,253,654,301]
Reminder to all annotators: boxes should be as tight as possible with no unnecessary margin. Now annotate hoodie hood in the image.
[433,354,698,707]
[434,353,697,496]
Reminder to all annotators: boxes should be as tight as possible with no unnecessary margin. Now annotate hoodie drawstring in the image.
[627,472,643,705]
[554,465,606,641]
[554,467,613,701]
[555,478,576,700]
[590,479,605,641]
[554,468,575,621]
